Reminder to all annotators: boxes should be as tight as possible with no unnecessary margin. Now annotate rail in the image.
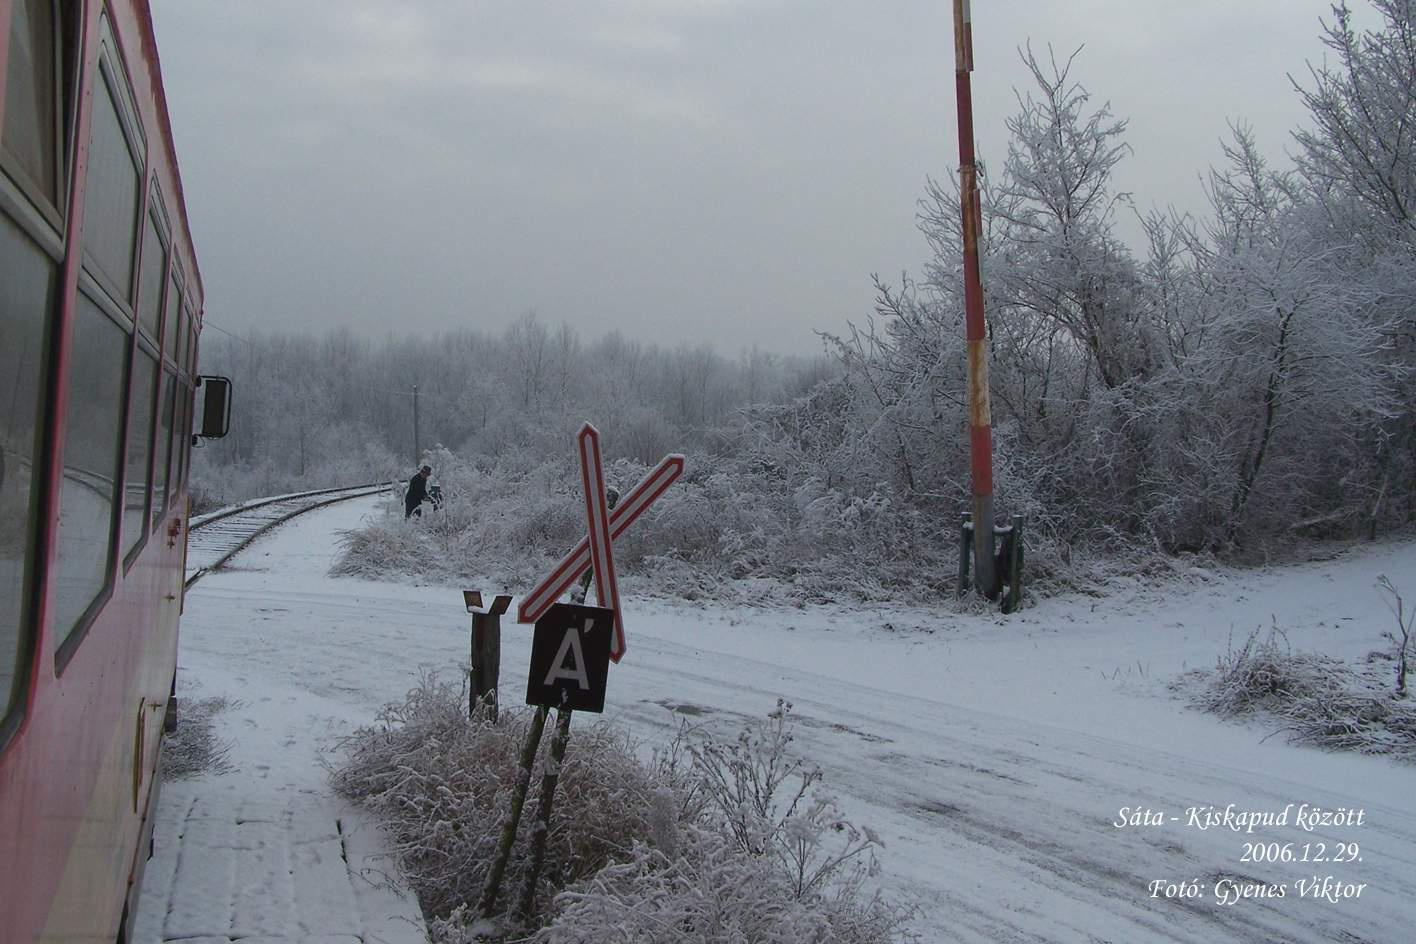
[185,483,389,588]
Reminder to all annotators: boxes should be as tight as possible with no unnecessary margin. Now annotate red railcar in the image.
[1,1,209,940]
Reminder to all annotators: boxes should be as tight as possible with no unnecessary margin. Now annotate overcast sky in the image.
[148,1,1383,355]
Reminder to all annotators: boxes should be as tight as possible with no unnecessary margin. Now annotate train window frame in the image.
[94,13,146,156]
[136,195,168,342]
[79,34,144,312]
[0,0,79,753]
[171,379,190,493]
[151,366,176,526]
[120,335,159,573]
[185,310,197,377]
[165,264,183,367]
[0,203,60,751]
[0,161,63,258]
[182,378,194,478]
[52,285,132,675]
[0,0,74,233]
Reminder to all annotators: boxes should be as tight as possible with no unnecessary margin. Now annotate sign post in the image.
[465,590,512,721]
[479,424,684,920]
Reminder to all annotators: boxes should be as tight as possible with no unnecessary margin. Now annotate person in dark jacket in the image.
[405,465,433,518]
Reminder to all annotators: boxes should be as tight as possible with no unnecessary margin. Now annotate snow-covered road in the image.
[140,496,1416,942]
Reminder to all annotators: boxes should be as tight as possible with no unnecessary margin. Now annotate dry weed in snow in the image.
[1186,624,1416,758]
[163,696,236,780]
[331,673,665,932]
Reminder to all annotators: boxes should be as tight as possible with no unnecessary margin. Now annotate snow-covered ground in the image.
[138,495,1416,943]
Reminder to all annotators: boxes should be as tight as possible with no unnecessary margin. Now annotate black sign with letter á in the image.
[526,603,613,713]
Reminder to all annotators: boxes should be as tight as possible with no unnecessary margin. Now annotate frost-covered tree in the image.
[988,45,1154,391]
[1158,126,1401,545]
[1293,0,1416,241]
[804,31,1414,564]
[1291,0,1416,529]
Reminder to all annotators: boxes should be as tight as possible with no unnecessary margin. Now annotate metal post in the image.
[412,383,420,464]
[954,0,997,599]
[1003,514,1025,613]
[466,591,511,721]
[479,704,548,917]
[957,514,973,596]
[518,705,573,922]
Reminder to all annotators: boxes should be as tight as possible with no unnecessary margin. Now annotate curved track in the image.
[185,484,389,588]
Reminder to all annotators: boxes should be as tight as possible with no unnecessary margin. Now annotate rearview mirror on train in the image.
[195,375,232,440]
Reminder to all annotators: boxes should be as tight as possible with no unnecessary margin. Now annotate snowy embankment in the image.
[140,495,1416,943]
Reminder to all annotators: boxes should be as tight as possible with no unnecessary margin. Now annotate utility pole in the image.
[412,383,420,465]
[954,0,996,598]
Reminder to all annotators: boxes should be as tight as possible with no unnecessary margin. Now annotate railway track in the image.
[185,483,389,588]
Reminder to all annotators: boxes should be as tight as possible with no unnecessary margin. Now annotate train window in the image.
[173,383,191,491]
[53,292,129,661]
[2,0,59,212]
[152,370,176,523]
[186,317,198,375]
[164,274,181,364]
[121,345,159,566]
[81,61,141,304]
[0,211,56,730]
[183,382,195,480]
[137,209,166,340]
[165,272,182,360]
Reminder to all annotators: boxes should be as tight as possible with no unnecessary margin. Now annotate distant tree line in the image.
[191,316,831,505]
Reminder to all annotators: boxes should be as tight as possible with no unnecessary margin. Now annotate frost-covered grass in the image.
[1184,625,1416,758]
[163,696,236,780]
[333,676,909,942]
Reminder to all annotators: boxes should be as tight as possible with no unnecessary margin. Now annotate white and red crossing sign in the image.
[518,423,684,662]
[578,425,622,656]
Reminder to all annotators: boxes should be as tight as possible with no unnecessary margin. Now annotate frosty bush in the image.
[1189,624,1416,758]
[331,674,666,928]
[1196,625,1324,715]
[329,514,427,579]
[692,700,880,899]
[334,677,910,942]
[534,826,886,944]
[330,445,967,605]
[530,702,908,944]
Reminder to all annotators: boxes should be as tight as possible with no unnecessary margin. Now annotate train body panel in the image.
[1,1,202,940]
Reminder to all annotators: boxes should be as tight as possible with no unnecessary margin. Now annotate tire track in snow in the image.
[611,629,1411,944]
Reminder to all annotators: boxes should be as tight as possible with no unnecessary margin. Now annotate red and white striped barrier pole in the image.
[954,0,997,597]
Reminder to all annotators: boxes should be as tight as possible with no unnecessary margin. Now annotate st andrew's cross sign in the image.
[519,425,684,663]
[520,424,683,712]
[577,424,622,655]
